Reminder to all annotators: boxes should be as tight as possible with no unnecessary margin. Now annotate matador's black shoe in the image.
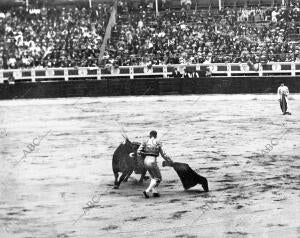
[153,193,160,198]
[143,191,150,198]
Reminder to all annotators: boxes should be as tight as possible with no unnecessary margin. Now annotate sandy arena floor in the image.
[0,94,299,238]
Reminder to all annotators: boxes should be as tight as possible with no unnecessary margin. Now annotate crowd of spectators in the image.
[1,0,300,69]
[107,1,300,67]
[0,4,111,69]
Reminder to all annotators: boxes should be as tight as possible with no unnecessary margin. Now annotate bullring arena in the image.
[0,0,300,238]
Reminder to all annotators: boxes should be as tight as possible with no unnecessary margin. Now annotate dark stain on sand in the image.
[56,231,76,238]
[204,166,220,171]
[125,216,147,222]
[102,225,118,231]
[267,223,287,227]
[169,199,181,203]
[175,234,198,238]
[6,208,30,216]
[170,210,190,219]
[226,231,249,236]
[53,133,71,136]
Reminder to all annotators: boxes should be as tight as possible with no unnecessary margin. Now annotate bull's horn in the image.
[129,152,135,158]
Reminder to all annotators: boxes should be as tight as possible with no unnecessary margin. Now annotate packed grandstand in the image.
[0,0,300,69]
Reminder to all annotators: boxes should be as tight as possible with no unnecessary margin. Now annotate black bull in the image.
[112,139,146,189]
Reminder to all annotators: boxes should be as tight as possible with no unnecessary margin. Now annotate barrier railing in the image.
[1,62,300,83]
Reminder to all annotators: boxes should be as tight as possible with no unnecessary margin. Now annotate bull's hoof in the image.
[153,193,160,198]
[143,191,150,199]
[143,176,150,180]
[202,179,209,192]
[113,185,119,189]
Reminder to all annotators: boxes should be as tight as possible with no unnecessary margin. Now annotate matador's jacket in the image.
[137,138,172,180]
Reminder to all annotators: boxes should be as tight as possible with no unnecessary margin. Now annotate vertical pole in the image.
[219,0,222,10]
[89,0,92,8]
[98,0,118,66]
[155,0,159,17]
[26,0,29,10]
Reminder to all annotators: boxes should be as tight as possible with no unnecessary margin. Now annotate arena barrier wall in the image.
[1,62,300,99]
[1,75,300,100]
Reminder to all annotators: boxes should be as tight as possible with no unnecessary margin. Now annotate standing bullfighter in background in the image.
[137,130,173,198]
[277,83,292,115]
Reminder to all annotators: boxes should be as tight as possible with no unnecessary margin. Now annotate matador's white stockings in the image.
[146,178,159,193]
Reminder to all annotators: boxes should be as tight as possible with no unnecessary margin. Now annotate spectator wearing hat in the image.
[171,68,181,78]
